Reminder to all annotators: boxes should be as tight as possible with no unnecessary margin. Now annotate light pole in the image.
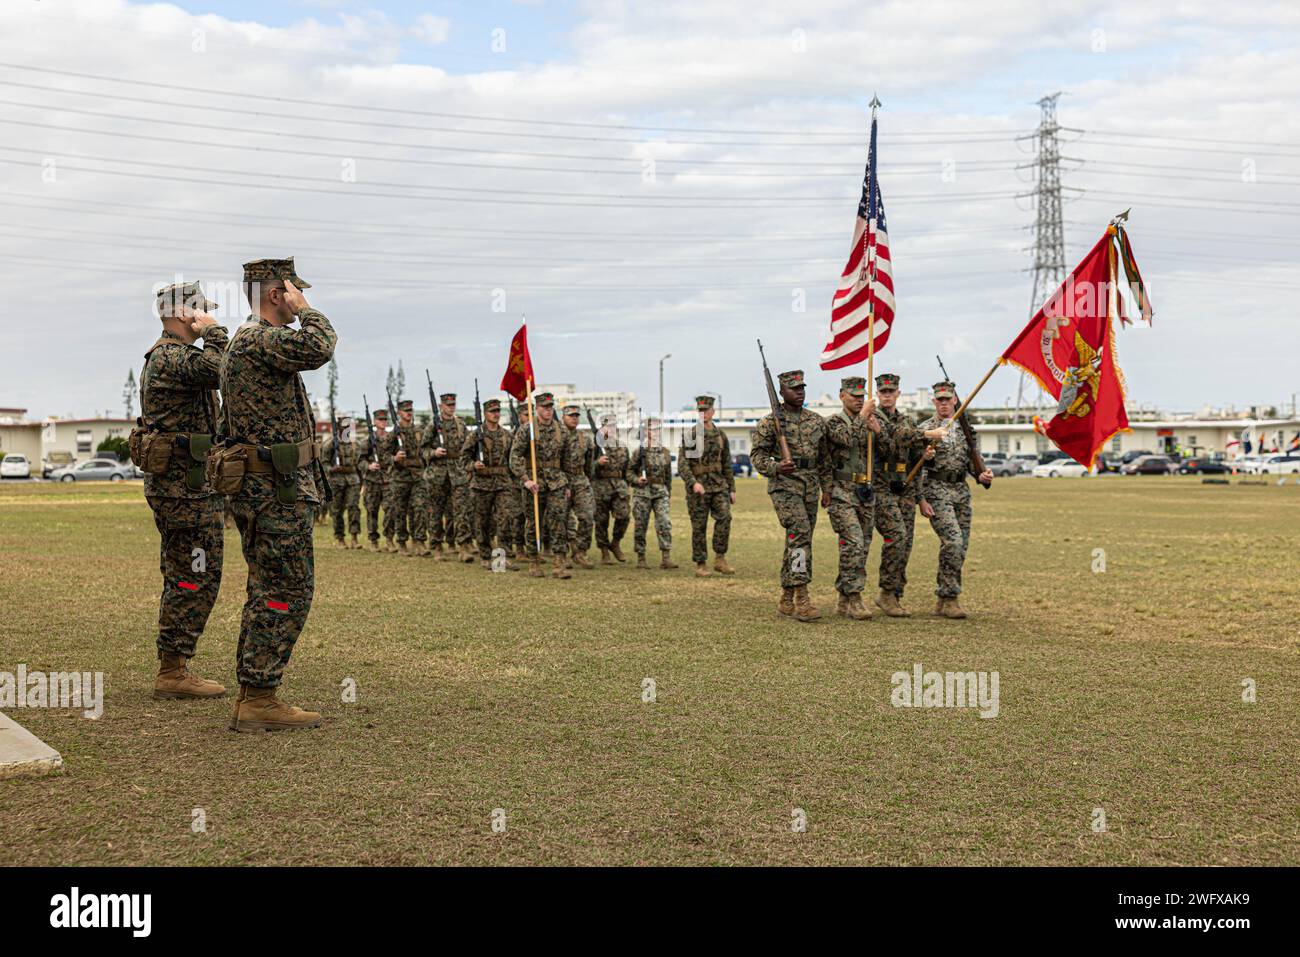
[658,353,671,428]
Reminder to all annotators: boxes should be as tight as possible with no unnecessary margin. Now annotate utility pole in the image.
[658,353,671,425]
[1015,93,1069,423]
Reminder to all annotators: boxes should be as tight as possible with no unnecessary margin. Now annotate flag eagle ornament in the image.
[1000,221,1152,469]
[820,107,894,370]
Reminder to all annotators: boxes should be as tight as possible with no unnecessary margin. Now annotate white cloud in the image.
[409,13,451,47]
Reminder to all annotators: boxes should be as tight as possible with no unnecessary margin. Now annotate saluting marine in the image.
[219,257,335,731]
[750,370,831,622]
[917,379,994,619]
[135,280,228,702]
[679,394,736,578]
[322,413,363,550]
[629,416,677,570]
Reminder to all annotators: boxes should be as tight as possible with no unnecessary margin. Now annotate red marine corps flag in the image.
[499,318,535,401]
[1000,216,1153,468]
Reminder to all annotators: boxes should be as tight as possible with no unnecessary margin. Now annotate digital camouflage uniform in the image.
[630,443,673,557]
[382,406,426,547]
[470,416,517,561]
[563,409,596,556]
[509,406,577,559]
[423,407,473,550]
[824,388,874,599]
[873,396,926,600]
[140,316,227,660]
[750,386,831,590]
[361,418,391,544]
[679,403,735,564]
[322,425,362,541]
[592,435,631,551]
[918,406,974,599]
[220,292,335,689]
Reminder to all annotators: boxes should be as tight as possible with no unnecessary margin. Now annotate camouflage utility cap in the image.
[933,380,957,399]
[840,376,866,397]
[156,280,218,317]
[778,370,805,389]
[876,373,900,391]
[241,257,312,289]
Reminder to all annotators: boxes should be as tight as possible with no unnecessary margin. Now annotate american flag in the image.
[820,111,895,370]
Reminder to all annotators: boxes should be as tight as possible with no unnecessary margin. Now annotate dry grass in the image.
[1,476,1297,865]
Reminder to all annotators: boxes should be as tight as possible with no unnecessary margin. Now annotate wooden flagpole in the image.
[522,314,543,554]
[904,361,1000,484]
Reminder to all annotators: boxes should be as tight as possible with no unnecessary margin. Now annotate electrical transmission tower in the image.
[1014,92,1068,422]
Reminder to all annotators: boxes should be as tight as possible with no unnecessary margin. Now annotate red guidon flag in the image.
[499,320,535,401]
[1000,222,1152,468]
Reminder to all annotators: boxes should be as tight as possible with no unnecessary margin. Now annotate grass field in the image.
[1,476,1297,866]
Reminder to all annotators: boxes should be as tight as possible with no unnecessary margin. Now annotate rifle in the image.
[386,388,405,453]
[471,379,485,462]
[509,397,520,431]
[362,394,378,464]
[328,392,341,467]
[584,407,604,479]
[757,339,793,466]
[424,370,443,450]
[937,356,991,489]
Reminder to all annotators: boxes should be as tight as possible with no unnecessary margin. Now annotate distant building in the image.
[0,407,41,462]
[41,417,135,461]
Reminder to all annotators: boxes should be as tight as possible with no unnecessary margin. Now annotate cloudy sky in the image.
[1,0,1297,420]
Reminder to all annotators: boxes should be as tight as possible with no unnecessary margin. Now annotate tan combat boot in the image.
[875,589,907,618]
[551,554,572,579]
[694,562,711,578]
[660,551,678,570]
[713,554,736,576]
[610,543,627,563]
[333,537,347,550]
[229,685,321,732]
[461,546,476,564]
[838,593,871,620]
[367,538,379,553]
[383,536,396,553]
[599,547,614,566]
[778,587,795,617]
[529,559,546,578]
[636,553,649,569]
[350,534,360,550]
[154,652,226,700]
[793,586,821,622]
[398,540,411,556]
[941,596,969,619]
[572,550,594,570]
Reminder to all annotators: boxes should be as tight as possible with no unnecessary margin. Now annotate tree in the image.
[97,436,130,462]
[327,357,339,411]
[386,364,396,399]
[123,369,136,421]
[396,360,406,401]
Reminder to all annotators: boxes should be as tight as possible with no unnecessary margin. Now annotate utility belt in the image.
[534,459,560,471]
[596,467,625,479]
[328,463,356,474]
[477,465,508,476]
[877,460,915,495]
[688,462,723,476]
[128,423,213,491]
[833,468,870,484]
[205,436,321,504]
[925,466,968,485]
[786,456,816,470]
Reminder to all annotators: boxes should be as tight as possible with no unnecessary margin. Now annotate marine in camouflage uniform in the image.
[871,373,933,617]
[507,401,530,556]
[361,408,392,552]
[560,404,596,568]
[423,391,474,561]
[469,398,518,569]
[629,417,676,569]
[382,399,427,555]
[591,414,632,564]
[750,370,832,622]
[322,414,363,549]
[222,258,334,730]
[824,376,882,620]
[917,379,993,619]
[679,394,736,577]
[509,391,578,578]
[139,280,228,700]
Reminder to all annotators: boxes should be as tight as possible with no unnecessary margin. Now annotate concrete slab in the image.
[0,711,63,779]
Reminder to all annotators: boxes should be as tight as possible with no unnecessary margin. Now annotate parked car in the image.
[48,458,137,482]
[1038,450,1071,464]
[42,451,75,478]
[732,453,754,477]
[1256,454,1300,475]
[989,458,1025,477]
[1031,460,1089,478]
[1120,449,1155,464]
[1,453,32,478]
[1121,455,1175,475]
[1178,458,1231,475]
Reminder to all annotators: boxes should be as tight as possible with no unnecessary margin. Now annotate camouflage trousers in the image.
[826,485,873,596]
[523,485,571,558]
[328,477,361,539]
[363,477,391,541]
[513,490,529,549]
[147,495,224,658]
[229,498,317,688]
[632,485,672,555]
[874,488,917,597]
[427,470,472,547]
[385,474,427,545]
[593,481,630,549]
[769,483,820,588]
[567,477,595,553]
[923,479,972,597]
[474,487,517,560]
[686,488,732,563]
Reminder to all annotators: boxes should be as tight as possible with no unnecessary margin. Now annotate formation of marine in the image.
[133,259,993,733]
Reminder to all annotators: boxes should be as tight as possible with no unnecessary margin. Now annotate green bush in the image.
[97,436,130,461]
